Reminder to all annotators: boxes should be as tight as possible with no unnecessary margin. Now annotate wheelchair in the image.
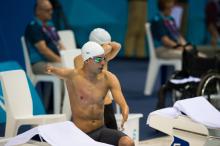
[157,48,220,110]
[196,72,220,109]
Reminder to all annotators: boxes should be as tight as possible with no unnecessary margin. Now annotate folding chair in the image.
[0,95,5,111]
[0,69,66,137]
[21,36,62,114]
[144,23,181,95]
[58,30,77,50]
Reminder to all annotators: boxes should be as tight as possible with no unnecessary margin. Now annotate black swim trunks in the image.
[104,103,118,130]
[87,126,127,146]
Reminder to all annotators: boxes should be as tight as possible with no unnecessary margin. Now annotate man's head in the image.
[89,28,111,45]
[81,41,105,73]
[35,0,53,22]
[158,0,175,16]
[81,41,105,62]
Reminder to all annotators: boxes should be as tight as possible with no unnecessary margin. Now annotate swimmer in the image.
[47,41,134,146]
[74,28,121,130]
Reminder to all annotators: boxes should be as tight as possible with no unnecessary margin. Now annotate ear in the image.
[84,59,90,64]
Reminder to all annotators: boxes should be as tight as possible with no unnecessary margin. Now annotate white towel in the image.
[5,121,113,146]
[147,107,182,124]
[174,96,220,129]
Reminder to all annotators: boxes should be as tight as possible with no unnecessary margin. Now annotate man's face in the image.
[163,2,174,16]
[87,54,106,74]
[37,1,53,21]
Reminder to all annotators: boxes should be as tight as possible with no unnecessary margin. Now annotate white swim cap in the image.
[89,28,111,45]
[81,41,104,61]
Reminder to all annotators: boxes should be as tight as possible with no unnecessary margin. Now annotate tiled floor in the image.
[139,136,172,146]
[0,137,172,146]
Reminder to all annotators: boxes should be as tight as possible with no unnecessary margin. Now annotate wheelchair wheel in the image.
[196,72,220,110]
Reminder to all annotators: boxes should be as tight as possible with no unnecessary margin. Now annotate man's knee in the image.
[118,136,135,146]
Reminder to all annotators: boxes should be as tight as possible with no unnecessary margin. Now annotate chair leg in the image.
[62,87,72,120]
[144,61,160,95]
[157,84,171,109]
[53,79,62,114]
[5,120,17,137]
[174,62,181,71]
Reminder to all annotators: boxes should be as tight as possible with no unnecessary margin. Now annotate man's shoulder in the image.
[25,20,42,34]
[74,54,83,62]
[103,70,117,80]
[26,20,41,28]
[152,13,163,22]
[103,70,112,75]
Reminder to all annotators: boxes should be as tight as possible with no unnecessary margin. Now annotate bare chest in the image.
[69,76,108,104]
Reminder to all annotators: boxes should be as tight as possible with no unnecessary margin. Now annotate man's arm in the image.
[103,41,121,61]
[46,64,73,80]
[161,35,186,50]
[153,17,186,49]
[35,40,61,62]
[107,71,129,129]
[208,23,219,48]
[161,35,178,48]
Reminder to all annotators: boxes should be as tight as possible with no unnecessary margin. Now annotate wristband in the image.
[172,44,181,49]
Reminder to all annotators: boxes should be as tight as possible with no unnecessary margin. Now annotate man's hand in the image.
[211,37,218,49]
[46,64,54,74]
[103,41,121,61]
[109,41,121,49]
[58,42,66,50]
[102,43,112,54]
[120,106,129,131]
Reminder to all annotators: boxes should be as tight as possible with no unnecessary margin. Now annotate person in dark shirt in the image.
[25,0,66,112]
[152,0,208,60]
[151,0,191,59]
[205,0,220,49]
[25,0,66,74]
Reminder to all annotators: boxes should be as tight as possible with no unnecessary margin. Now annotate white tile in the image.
[138,136,173,146]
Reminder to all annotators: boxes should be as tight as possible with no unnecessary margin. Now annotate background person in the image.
[25,0,66,112]
[205,0,220,49]
[151,0,192,59]
[25,0,66,74]
[151,0,207,58]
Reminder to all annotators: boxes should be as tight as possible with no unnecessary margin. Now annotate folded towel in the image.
[174,96,220,129]
[147,107,182,124]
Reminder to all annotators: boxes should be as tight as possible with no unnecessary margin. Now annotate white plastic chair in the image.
[0,95,5,111]
[58,30,77,50]
[60,49,81,120]
[0,69,66,137]
[144,23,181,95]
[21,36,62,114]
